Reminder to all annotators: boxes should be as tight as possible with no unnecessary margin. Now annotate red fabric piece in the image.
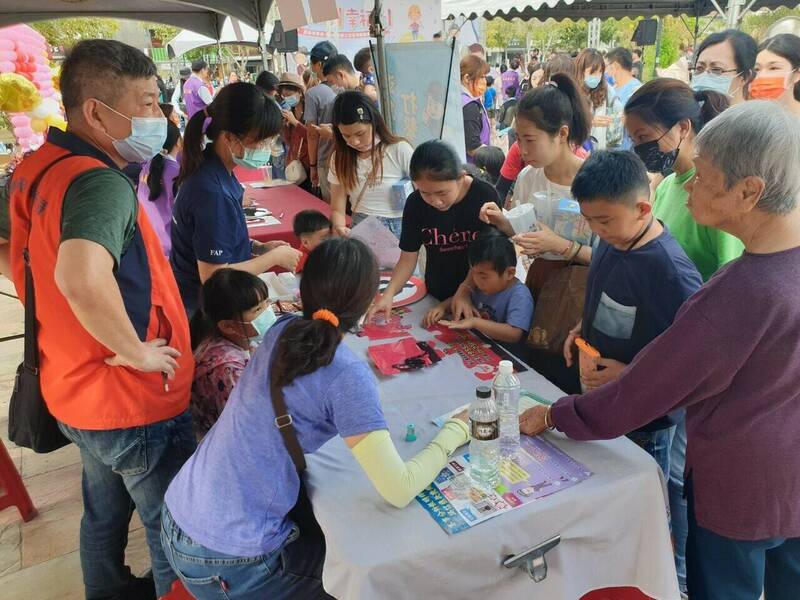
[369,338,443,376]
[358,307,413,341]
[500,141,523,180]
[581,587,653,600]
[428,325,503,381]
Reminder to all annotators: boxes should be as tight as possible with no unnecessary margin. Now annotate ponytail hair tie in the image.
[313,309,340,328]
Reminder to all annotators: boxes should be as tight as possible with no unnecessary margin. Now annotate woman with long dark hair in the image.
[170,82,301,316]
[575,49,623,149]
[690,29,757,104]
[751,33,800,115]
[137,120,181,257]
[460,54,491,163]
[328,91,412,238]
[162,238,470,599]
[479,73,593,391]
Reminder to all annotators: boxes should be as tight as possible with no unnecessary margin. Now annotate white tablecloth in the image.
[305,297,680,600]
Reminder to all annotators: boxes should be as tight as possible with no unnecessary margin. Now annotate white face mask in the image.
[98,100,167,163]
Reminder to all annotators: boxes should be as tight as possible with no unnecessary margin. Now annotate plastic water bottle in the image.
[494,360,521,459]
[469,386,500,490]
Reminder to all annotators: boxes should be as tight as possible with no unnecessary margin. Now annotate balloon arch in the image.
[0,24,67,152]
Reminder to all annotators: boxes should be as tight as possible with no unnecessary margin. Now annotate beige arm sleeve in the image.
[351,419,470,508]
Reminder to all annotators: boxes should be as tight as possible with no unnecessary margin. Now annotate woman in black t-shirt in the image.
[370,140,500,321]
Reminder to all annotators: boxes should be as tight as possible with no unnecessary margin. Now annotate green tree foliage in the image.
[741,8,800,41]
[143,23,181,46]
[32,18,119,48]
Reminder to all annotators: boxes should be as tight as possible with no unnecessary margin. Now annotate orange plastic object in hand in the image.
[575,337,601,359]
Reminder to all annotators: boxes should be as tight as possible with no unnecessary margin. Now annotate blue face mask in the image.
[584,75,602,90]
[99,101,167,163]
[228,136,272,169]
[690,72,736,97]
[282,95,300,109]
[245,305,277,347]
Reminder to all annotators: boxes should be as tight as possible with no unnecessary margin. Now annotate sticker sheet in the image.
[416,436,592,534]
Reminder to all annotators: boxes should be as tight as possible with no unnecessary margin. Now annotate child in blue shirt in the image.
[564,150,702,477]
[425,229,534,345]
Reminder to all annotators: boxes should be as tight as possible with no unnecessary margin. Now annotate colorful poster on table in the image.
[383,41,466,160]
[416,436,592,534]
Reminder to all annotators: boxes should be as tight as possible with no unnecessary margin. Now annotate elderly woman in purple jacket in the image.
[521,101,800,600]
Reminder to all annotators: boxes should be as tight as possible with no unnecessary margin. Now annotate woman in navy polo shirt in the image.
[171,82,301,316]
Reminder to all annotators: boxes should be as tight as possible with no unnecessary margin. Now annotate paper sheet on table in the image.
[249,179,293,188]
[431,391,554,427]
[246,216,281,228]
[349,216,400,269]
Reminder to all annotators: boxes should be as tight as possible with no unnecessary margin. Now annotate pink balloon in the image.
[0,50,15,61]
[0,60,15,72]
[0,40,14,51]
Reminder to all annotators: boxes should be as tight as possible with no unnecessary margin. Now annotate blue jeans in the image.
[686,478,800,599]
[59,411,196,599]
[626,426,675,480]
[161,503,333,599]
[669,420,688,593]
[351,212,403,239]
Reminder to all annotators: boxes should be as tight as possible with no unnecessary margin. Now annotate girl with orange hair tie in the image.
[162,237,472,599]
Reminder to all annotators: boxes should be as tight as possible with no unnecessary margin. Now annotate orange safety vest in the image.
[8,140,193,430]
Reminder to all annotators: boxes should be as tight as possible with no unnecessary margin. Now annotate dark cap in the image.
[476,386,491,399]
[191,59,208,72]
[310,41,338,63]
[179,67,191,77]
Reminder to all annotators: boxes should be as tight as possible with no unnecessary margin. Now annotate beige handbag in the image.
[285,137,307,184]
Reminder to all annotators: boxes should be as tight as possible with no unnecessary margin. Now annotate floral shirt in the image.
[191,336,250,437]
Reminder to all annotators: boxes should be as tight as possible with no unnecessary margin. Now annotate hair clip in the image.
[356,106,366,120]
[545,80,558,89]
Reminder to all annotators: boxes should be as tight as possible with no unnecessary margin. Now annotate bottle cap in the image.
[476,386,491,398]
[498,360,513,375]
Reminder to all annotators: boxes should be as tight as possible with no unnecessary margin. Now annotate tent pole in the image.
[652,17,663,79]
[371,0,393,129]
[726,0,746,28]
[217,40,226,81]
[255,0,270,70]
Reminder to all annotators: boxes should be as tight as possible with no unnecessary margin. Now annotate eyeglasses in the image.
[691,65,739,76]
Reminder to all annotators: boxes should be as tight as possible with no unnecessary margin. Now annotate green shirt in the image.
[0,169,137,269]
[653,168,744,281]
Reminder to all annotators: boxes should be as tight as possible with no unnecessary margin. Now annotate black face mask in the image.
[633,130,683,176]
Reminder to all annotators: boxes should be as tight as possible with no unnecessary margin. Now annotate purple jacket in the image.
[500,70,520,100]
[183,75,208,120]
[552,246,800,541]
[137,155,181,257]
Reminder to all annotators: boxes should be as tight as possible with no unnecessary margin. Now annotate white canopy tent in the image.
[441,0,799,26]
[167,18,274,59]
[0,0,275,66]
[0,0,273,39]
